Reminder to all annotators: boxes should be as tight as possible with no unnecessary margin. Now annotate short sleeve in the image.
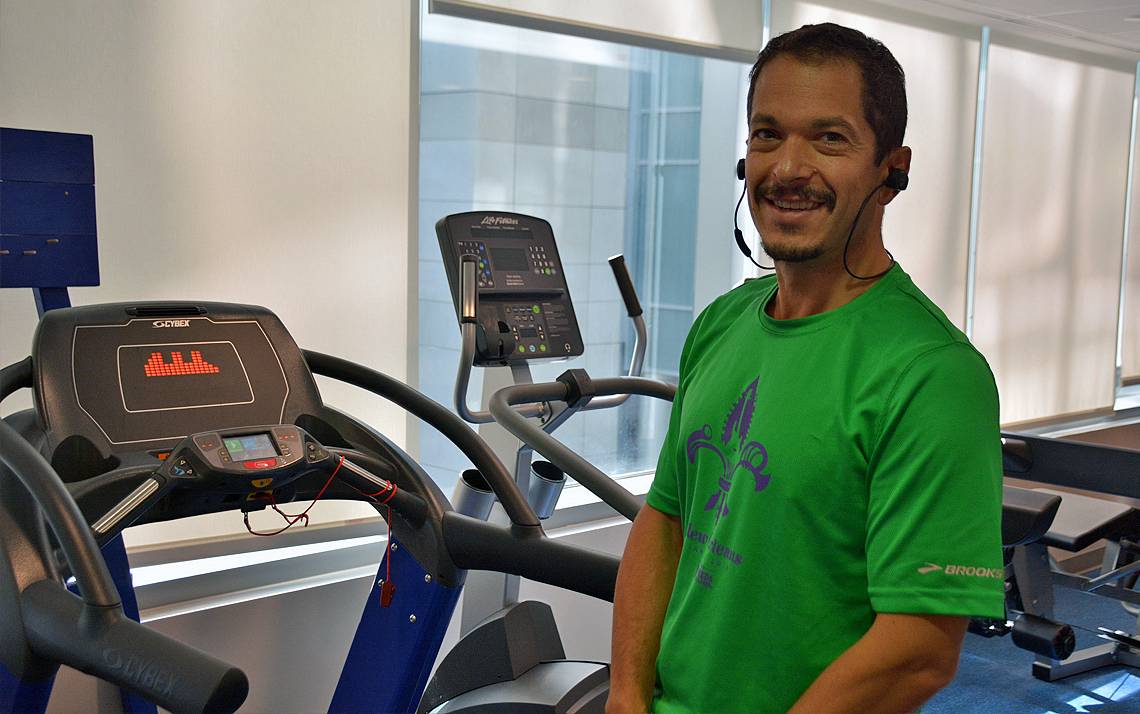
[645,387,686,516]
[865,342,1005,619]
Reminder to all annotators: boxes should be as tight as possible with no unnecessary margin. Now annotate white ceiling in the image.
[879,0,1140,60]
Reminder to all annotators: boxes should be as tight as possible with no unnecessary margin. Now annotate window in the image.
[417,13,749,490]
[972,42,1134,423]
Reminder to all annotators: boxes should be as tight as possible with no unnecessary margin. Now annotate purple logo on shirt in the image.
[686,377,772,522]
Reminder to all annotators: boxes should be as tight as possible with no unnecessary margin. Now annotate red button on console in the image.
[243,459,277,470]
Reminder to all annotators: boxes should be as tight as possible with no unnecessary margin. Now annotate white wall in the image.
[0,0,417,536]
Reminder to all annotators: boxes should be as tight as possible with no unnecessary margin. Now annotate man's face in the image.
[746,55,882,263]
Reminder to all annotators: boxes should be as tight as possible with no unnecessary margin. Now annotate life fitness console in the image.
[436,212,584,365]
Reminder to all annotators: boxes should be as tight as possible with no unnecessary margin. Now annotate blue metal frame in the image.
[330,537,462,714]
[100,536,157,714]
[0,661,53,714]
[1,128,157,713]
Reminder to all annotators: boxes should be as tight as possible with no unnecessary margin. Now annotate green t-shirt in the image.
[646,264,1004,714]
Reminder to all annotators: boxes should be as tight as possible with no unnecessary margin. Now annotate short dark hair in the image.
[747,23,906,164]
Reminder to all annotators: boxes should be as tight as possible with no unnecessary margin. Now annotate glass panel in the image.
[663,53,703,107]
[418,15,744,490]
[663,112,701,160]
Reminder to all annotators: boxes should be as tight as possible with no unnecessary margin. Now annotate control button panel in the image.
[169,456,195,478]
[179,425,331,475]
[527,245,557,276]
[458,240,494,288]
[306,441,330,463]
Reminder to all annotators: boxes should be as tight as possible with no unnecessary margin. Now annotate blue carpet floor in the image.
[927,585,1140,712]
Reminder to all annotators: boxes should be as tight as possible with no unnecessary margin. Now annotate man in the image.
[608,23,1004,714]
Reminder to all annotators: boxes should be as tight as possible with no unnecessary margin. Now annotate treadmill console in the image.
[159,425,332,505]
[436,212,584,366]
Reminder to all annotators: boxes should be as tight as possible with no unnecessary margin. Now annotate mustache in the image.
[757,183,836,210]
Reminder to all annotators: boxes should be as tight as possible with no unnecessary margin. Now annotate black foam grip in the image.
[1011,613,1076,661]
[607,255,643,317]
[21,581,249,714]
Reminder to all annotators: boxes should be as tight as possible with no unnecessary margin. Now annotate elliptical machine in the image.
[436,210,666,528]
[418,212,676,713]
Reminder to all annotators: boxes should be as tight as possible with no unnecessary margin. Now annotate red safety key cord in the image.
[243,456,345,537]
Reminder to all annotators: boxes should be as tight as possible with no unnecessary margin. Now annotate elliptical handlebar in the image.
[578,255,648,411]
[454,256,547,425]
[489,377,676,521]
[453,252,652,417]
[607,255,643,318]
[580,310,647,411]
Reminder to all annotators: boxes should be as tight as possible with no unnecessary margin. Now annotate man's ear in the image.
[880,145,912,205]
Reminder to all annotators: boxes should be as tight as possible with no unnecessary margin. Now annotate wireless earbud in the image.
[884,168,908,192]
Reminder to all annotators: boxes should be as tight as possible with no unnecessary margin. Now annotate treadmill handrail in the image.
[0,418,119,608]
[0,418,250,712]
[1,357,33,402]
[303,349,541,528]
[20,580,248,714]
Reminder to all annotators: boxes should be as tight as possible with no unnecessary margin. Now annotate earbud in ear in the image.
[885,169,908,191]
[736,158,746,181]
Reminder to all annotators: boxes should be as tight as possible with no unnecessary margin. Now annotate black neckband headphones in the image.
[732,158,908,280]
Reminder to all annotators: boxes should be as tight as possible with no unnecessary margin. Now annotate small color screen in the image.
[223,434,277,461]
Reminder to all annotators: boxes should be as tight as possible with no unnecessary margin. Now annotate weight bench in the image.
[1002,485,1062,547]
[1011,488,1140,681]
[970,486,1076,659]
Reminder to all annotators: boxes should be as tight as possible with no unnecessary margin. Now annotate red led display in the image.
[144,350,221,377]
